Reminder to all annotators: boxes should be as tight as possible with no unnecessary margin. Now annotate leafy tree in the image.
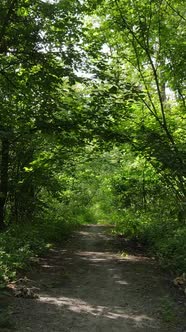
[0,0,86,227]
[83,0,186,220]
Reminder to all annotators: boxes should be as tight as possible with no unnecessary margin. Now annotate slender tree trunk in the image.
[0,138,9,229]
[142,166,147,212]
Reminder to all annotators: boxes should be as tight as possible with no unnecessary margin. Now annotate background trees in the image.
[83,0,186,218]
[0,0,87,227]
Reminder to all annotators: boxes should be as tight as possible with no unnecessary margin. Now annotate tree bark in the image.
[0,139,9,229]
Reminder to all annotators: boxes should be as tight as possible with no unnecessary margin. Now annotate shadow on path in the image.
[10,225,186,332]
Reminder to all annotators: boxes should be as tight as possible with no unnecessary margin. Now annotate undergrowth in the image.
[114,209,186,274]
[0,211,80,286]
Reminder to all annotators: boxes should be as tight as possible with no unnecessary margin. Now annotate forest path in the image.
[9,225,185,331]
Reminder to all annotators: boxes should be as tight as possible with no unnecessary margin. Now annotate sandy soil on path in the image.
[8,225,186,332]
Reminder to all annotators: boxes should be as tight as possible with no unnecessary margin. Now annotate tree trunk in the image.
[0,138,9,229]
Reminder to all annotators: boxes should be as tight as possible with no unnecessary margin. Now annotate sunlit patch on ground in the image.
[75,251,115,262]
[38,295,156,328]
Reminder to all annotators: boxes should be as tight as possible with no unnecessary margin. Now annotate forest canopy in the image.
[0,0,186,279]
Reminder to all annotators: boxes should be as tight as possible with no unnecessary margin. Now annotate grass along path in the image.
[4,225,186,331]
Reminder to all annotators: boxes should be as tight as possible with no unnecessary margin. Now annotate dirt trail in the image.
[9,225,186,331]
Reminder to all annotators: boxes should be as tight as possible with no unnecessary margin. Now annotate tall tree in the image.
[0,0,85,227]
[83,0,186,218]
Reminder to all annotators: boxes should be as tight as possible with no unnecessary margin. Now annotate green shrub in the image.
[155,228,186,272]
[0,200,81,285]
[114,208,186,273]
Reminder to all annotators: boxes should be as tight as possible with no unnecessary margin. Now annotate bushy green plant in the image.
[114,207,186,273]
[154,227,186,272]
[0,224,45,284]
[114,209,148,239]
[0,196,81,285]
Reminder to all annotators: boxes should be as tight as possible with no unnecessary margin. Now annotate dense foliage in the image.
[0,0,185,283]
